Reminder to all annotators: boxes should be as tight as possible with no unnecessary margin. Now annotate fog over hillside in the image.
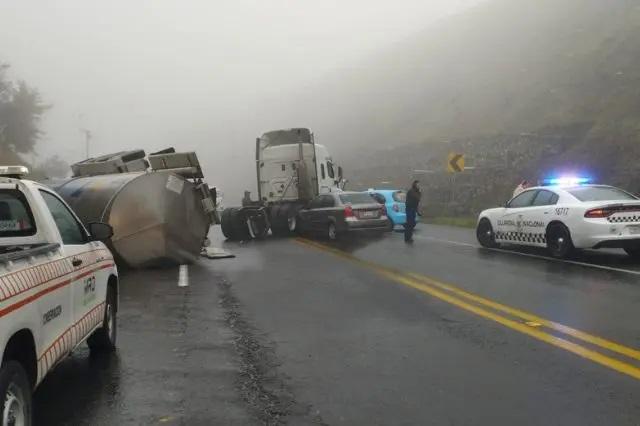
[260,0,639,163]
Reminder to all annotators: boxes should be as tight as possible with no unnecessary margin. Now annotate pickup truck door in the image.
[39,190,101,349]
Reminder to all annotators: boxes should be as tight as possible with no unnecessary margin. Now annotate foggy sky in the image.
[0,0,481,196]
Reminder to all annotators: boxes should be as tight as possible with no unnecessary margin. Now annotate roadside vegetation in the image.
[0,61,68,178]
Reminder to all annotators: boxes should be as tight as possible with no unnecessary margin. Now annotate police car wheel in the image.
[0,361,32,426]
[476,219,499,248]
[88,286,117,353]
[546,223,574,259]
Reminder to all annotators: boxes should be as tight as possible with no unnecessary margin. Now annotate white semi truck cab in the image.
[0,166,119,425]
[221,128,344,240]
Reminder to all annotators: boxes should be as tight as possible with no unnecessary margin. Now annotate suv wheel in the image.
[327,223,337,240]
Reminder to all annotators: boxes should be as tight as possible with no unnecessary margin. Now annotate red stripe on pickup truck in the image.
[0,249,113,303]
[0,262,114,320]
[38,302,106,381]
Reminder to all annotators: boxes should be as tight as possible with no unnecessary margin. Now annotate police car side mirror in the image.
[88,222,114,241]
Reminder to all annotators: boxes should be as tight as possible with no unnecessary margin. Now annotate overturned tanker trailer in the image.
[45,149,218,268]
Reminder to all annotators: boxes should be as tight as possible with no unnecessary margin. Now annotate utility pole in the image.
[80,128,92,159]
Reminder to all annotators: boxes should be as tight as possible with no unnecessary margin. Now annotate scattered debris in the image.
[201,247,236,259]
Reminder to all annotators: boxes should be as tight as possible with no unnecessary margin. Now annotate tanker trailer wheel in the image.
[221,208,238,240]
[248,212,269,239]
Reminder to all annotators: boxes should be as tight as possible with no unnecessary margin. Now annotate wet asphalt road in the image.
[34,224,640,425]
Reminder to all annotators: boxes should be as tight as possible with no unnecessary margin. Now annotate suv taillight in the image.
[380,205,387,216]
[344,205,354,218]
[585,208,612,218]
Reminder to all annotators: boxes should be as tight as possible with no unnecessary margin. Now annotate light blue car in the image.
[367,189,408,229]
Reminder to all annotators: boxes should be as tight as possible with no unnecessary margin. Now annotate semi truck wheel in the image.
[271,204,298,237]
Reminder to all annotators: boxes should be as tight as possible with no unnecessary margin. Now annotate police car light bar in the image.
[0,165,29,178]
[542,176,592,186]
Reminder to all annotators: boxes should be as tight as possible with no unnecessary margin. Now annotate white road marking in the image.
[414,235,476,248]
[178,264,189,287]
[416,235,640,276]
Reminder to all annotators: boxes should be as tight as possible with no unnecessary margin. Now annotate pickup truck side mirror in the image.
[88,222,114,241]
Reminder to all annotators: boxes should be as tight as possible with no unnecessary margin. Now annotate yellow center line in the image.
[293,238,640,381]
[404,272,640,362]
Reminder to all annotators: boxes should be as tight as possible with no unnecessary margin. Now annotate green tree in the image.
[0,63,48,154]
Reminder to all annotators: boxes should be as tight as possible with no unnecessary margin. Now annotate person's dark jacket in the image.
[406,187,421,210]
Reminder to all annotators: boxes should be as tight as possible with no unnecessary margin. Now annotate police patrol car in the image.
[0,166,118,425]
[476,177,640,259]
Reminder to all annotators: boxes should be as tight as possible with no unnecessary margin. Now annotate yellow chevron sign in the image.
[447,153,465,173]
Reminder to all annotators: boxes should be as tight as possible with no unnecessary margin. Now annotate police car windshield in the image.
[0,190,36,238]
[568,186,638,202]
[340,193,376,205]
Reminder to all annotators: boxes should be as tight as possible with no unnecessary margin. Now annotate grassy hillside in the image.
[308,0,640,214]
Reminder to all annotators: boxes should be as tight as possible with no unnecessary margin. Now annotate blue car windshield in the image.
[392,191,406,202]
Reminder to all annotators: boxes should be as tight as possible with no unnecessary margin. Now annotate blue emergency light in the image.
[541,176,592,186]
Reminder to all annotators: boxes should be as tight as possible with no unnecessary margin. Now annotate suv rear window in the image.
[568,186,637,202]
[0,189,36,237]
[392,191,406,202]
[339,193,376,205]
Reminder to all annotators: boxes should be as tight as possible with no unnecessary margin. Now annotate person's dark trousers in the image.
[405,207,417,242]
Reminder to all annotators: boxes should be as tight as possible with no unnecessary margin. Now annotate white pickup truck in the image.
[0,166,119,426]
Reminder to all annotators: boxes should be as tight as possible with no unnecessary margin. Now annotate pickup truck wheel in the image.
[88,286,117,353]
[0,361,32,426]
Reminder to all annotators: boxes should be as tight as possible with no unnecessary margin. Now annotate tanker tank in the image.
[46,149,217,268]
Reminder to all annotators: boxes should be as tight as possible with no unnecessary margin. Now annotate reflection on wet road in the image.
[35,224,640,425]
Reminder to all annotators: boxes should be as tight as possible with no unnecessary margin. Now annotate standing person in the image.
[405,180,421,243]
[512,180,530,198]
